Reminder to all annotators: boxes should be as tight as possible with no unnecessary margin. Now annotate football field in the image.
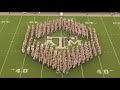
[0,14,120,78]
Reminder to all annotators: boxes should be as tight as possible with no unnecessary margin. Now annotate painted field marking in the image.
[0,16,22,76]
[97,69,114,75]
[100,17,120,65]
[87,16,105,78]
[1,20,10,23]
[112,16,120,31]
[80,65,84,78]
[112,16,120,30]
[11,68,28,73]
[19,54,27,78]
[0,15,10,33]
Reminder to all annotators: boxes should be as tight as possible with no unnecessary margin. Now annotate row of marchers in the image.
[22,17,101,73]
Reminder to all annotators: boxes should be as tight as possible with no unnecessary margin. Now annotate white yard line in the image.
[41,16,49,78]
[19,54,26,78]
[20,15,36,78]
[100,17,120,65]
[86,15,105,78]
[41,64,44,78]
[80,65,84,78]
[0,15,10,33]
[98,56,105,78]
[0,16,22,76]
[73,16,85,78]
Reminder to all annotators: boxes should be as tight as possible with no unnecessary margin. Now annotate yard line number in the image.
[85,21,96,24]
[1,21,10,23]
[113,22,120,25]
[11,68,28,73]
[97,69,113,75]
[27,21,38,24]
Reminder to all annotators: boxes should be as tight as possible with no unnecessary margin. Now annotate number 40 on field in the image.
[11,69,28,73]
[97,69,113,75]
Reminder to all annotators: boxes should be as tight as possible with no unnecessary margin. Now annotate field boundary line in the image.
[100,17,120,65]
[87,16,105,78]
[0,16,22,76]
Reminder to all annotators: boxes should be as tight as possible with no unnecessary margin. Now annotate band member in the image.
[81,24,85,38]
[83,25,87,37]
[22,25,31,53]
[87,41,93,59]
[89,27,97,56]
[83,41,90,61]
[92,28,101,55]
[38,23,43,38]
[49,47,53,67]
[71,21,75,35]
[56,50,61,73]
[54,20,58,32]
[85,27,89,40]
[80,43,86,64]
[77,23,82,36]
[74,22,78,35]
[31,24,35,37]
[54,49,58,69]
[59,51,63,73]
[26,37,33,55]
[33,41,40,60]
[52,49,57,69]
[66,48,72,71]
[39,44,45,63]
[42,22,47,36]
[46,44,51,67]
[42,44,48,65]
[62,50,67,73]
[75,46,80,65]
[58,18,62,30]
[71,47,76,68]
[35,23,39,38]
[46,23,50,35]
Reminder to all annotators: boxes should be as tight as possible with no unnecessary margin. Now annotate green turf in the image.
[0,15,120,78]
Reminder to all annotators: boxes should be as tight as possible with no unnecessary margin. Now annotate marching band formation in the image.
[22,17,101,73]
